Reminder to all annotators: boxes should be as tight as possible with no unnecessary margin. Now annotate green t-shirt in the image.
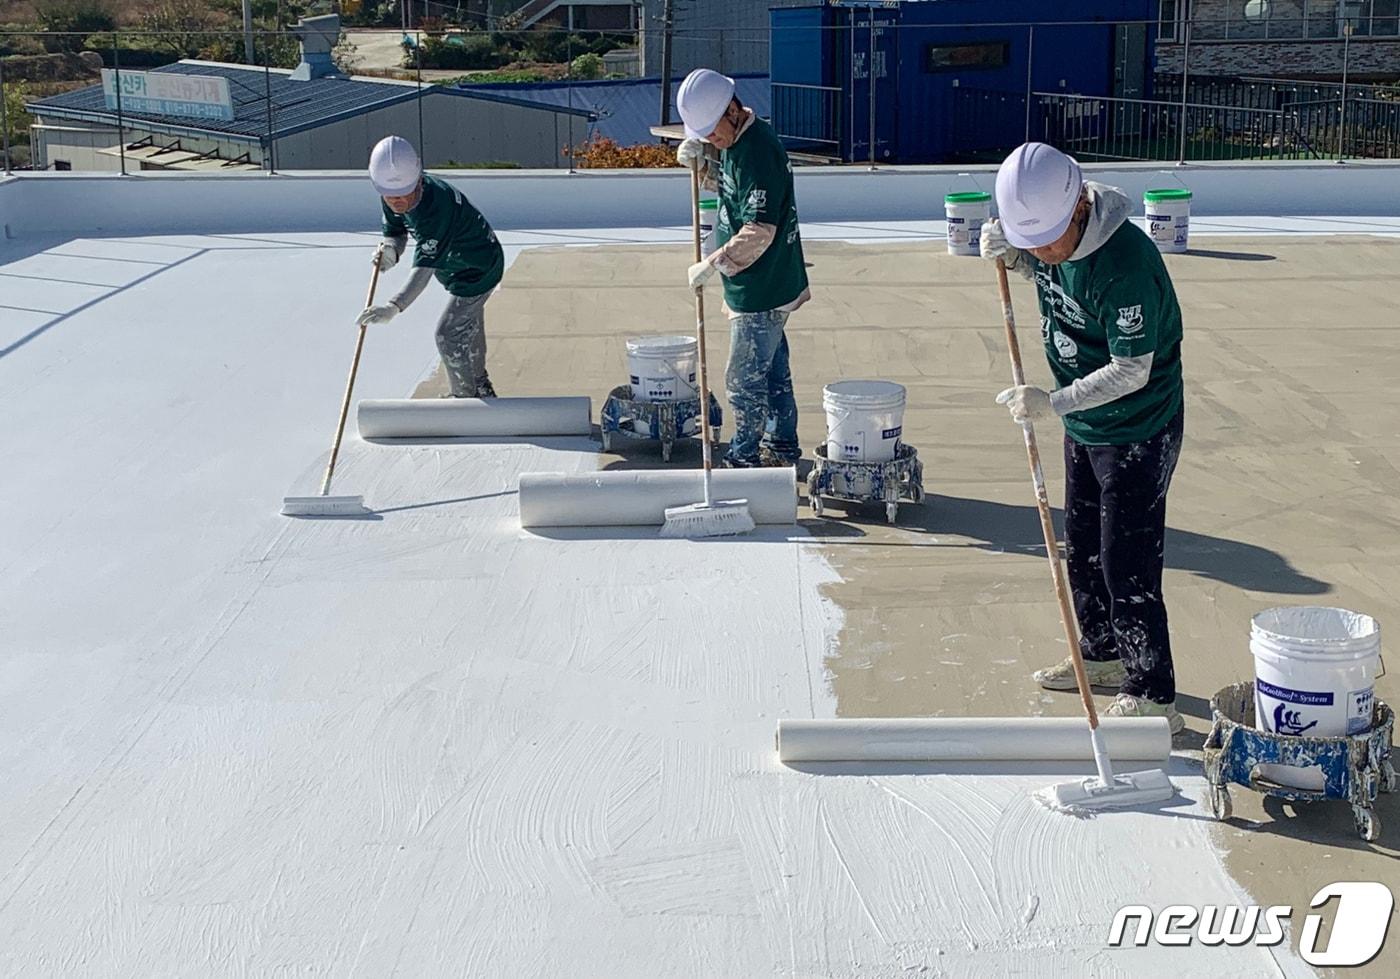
[381,173,504,298]
[715,117,809,313]
[1031,220,1184,445]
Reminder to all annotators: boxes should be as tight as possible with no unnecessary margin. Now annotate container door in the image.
[848,7,899,163]
[1112,22,1148,138]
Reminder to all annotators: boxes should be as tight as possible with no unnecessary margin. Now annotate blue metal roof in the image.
[28,61,425,142]
[450,74,772,147]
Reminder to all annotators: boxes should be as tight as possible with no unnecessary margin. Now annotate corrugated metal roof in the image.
[27,61,425,141]
[450,74,772,147]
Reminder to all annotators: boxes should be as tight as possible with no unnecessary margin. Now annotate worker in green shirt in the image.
[357,135,505,398]
[981,142,1186,734]
[675,69,810,468]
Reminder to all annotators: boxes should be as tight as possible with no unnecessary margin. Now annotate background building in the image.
[1157,0,1400,79]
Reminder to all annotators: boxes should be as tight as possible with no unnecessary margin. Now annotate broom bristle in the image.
[659,499,755,539]
[281,494,370,517]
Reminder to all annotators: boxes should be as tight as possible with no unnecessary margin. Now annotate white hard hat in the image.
[676,68,736,140]
[368,135,421,197]
[994,142,1083,249]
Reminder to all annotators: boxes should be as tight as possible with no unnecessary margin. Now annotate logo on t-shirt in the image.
[421,238,440,257]
[1053,330,1079,361]
[747,189,767,211]
[1116,304,1145,335]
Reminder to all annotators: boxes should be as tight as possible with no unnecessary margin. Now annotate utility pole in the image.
[243,0,255,65]
[659,0,675,127]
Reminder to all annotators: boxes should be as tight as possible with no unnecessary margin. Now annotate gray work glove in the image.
[996,385,1054,424]
[356,302,400,328]
[375,239,402,271]
[676,137,706,169]
[980,218,1024,270]
[687,258,718,290]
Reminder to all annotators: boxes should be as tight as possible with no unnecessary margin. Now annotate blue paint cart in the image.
[1203,682,1396,841]
[805,442,925,525]
[599,385,722,462]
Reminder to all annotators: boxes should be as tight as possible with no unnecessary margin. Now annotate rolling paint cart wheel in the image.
[806,443,924,525]
[1203,682,1395,842]
[599,384,722,462]
[1207,782,1233,821]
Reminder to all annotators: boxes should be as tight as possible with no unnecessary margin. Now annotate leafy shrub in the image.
[414,33,507,71]
[567,136,680,169]
[570,52,603,80]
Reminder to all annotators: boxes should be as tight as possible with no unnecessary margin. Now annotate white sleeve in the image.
[1050,353,1154,415]
[390,266,435,311]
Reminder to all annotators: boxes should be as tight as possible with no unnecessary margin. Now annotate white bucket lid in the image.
[626,335,697,356]
[1252,606,1379,652]
[823,379,906,408]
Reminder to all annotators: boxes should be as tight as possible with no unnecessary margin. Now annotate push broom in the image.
[995,258,1173,811]
[281,246,384,518]
[659,162,755,539]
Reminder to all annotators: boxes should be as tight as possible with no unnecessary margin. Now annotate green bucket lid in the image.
[1144,188,1192,202]
[698,199,718,211]
[944,191,992,204]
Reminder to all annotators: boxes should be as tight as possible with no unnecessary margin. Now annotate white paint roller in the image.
[519,468,796,528]
[358,397,592,439]
[776,717,1172,764]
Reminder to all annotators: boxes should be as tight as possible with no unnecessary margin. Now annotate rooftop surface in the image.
[1,167,1398,976]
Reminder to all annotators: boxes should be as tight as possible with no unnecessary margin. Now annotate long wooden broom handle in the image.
[319,245,384,497]
[691,163,718,496]
[996,259,1100,730]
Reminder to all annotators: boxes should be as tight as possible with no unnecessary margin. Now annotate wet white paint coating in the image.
[0,230,1316,977]
[776,716,1171,763]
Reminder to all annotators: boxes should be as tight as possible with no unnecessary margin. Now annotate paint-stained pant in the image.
[435,292,493,397]
[1064,410,1184,704]
[724,309,799,465]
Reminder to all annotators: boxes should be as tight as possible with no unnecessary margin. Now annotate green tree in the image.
[570,52,603,80]
[3,79,33,148]
[34,0,116,53]
[140,0,232,60]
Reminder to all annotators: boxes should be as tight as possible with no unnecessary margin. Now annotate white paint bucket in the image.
[944,191,991,256]
[626,334,698,403]
[1144,188,1191,253]
[822,380,906,463]
[698,198,718,259]
[1251,606,1381,790]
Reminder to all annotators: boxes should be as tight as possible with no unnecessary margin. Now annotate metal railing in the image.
[770,82,841,155]
[3,17,1400,173]
[1033,91,1332,163]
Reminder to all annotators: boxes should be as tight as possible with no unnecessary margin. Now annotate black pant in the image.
[1063,410,1183,704]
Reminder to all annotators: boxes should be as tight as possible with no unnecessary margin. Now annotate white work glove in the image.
[356,302,400,328]
[676,137,706,169]
[980,218,1023,269]
[687,259,718,290]
[996,385,1054,424]
[375,239,401,271]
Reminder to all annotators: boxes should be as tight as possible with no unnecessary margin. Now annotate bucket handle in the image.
[949,170,986,196]
[823,401,902,426]
[636,351,696,391]
[1156,168,1191,192]
[1378,654,1387,680]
